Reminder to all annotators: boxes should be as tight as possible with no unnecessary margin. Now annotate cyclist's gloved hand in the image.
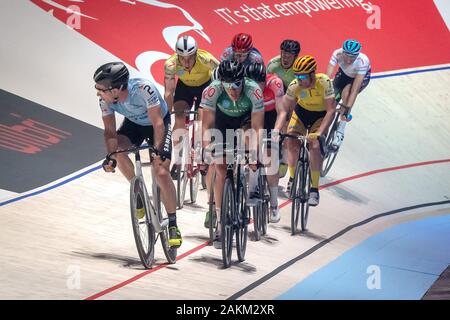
[339,104,352,121]
[271,129,281,143]
[151,145,171,162]
[102,156,117,173]
[307,132,321,141]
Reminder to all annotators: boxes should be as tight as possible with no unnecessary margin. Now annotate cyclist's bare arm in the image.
[346,73,365,108]
[164,74,176,113]
[274,96,288,133]
[318,97,336,136]
[281,94,296,115]
[102,114,119,155]
[326,62,336,79]
[147,106,165,150]
[201,108,215,150]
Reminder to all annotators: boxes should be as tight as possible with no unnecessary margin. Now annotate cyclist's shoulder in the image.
[267,73,282,85]
[316,73,331,82]
[244,77,260,92]
[286,78,300,94]
[248,48,263,63]
[315,74,334,97]
[356,52,371,64]
[129,79,160,99]
[197,49,217,63]
[315,73,333,88]
[267,55,281,70]
[164,54,178,72]
[220,47,233,61]
[202,80,224,100]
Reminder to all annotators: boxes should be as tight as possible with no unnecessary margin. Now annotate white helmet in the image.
[175,35,198,56]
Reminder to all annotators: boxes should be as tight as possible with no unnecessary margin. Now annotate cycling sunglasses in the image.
[222,80,243,89]
[294,73,309,80]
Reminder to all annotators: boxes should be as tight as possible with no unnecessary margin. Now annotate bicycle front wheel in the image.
[300,160,311,231]
[236,173,248,262]
[252,205,261,241]
[130,177,155,269]
[260,175,269,236]
[290,161,302,235]
[221,178,235,268]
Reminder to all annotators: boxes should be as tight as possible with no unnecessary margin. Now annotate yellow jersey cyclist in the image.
[94,62,182,248]
[164,35,219,177]
[326,39,371,148]
[201,60,264,248]
[220,33,264,66]
[267,40,301,92]
[283,56,336,206]
[245,62,286,223]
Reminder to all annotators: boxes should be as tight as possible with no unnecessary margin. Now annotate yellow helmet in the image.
[293,55,317,74]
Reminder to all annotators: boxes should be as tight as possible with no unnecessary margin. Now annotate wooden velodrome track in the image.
[0,2,449,300]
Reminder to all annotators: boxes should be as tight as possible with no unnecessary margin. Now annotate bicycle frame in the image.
[108,144,167,233]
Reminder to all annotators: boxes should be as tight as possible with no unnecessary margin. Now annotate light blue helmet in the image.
[343,39,361,55]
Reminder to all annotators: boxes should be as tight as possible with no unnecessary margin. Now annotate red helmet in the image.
[231,33,253,53]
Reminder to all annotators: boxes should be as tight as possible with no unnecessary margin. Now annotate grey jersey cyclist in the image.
[200,60,264,248]
[220,33,264,67]
[94,62,182,248]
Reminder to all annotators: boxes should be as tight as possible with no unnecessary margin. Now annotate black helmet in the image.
[218,60,244,82]
[93,62,129,89]
[280,40,301,55]
[245,62,266,83]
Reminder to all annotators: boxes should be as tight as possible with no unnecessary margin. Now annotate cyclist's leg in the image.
[262,110,280,214]
[286,106,306,191]
[116,118,145,181]
[172,80,192,158]
[212,111,242,240]
[333,68,350,104]
[148,115,181,246]
[309,116,326,206]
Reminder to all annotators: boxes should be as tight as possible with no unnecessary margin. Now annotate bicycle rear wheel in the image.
[189,139,201,203]
[221,178,234,268]
[176,137,189,209]
[290,161,302,235]
[201,174,207,190]
[130,177,155,269]
[153,181,177,264]
[260,174,269,236]
[208,171,217,244]
[252,205,261,241]
[236,173,248,262]
[300,159,311,231]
